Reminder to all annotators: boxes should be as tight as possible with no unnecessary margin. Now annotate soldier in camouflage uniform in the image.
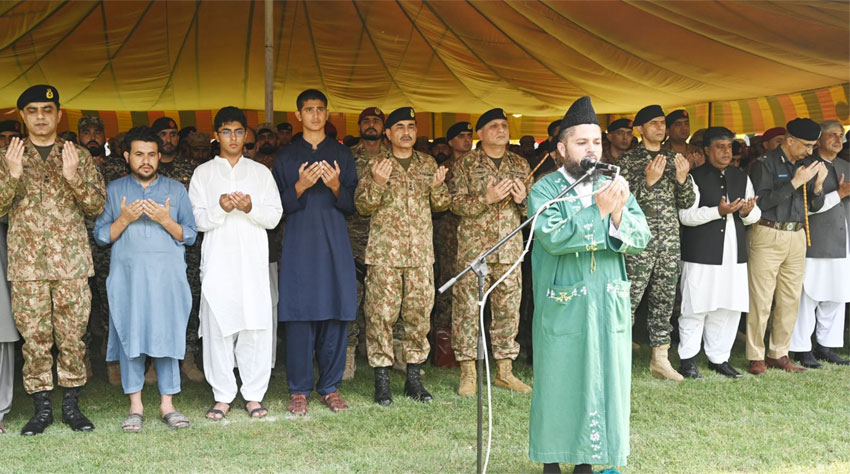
[662,109,705,169]
[355,107,449,406]
[151,117,204,383]
[619,105,695,381]
[449,109,532,396]
[0,85,106,435]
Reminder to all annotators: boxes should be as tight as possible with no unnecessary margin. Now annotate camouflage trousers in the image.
[625,243,680,347]
[12,278,91,394]
[364,265,433,367]
[349,265,404,350]
[84,237,110,355]
[452,262,521,362]
[432,214,458,329]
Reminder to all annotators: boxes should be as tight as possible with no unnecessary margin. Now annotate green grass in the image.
[1,342,849,473]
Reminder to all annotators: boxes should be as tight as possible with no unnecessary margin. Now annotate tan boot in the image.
[650,344,684,381]
[181,350,205,383]
[342,346,356,381]
[494,359,532,393]
[144,363,157,385]
[458,360,477,397]
[106,361,122,386]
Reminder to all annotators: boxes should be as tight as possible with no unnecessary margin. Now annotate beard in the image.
[361,128,380,141]
[259,143,277,155]
[434,152,449,164]
[160,142,176,156]
[86,141,105,157]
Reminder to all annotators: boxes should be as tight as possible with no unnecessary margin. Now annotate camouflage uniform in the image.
[0,137,106,393]
[355,149,450,367]
[432,154,460,330]
[449,148,531,362]
[619,143,695,347]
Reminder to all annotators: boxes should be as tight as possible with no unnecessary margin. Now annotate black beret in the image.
[633,105,665,127]
[433,137,447,145]
[384,107,416,129]
[151,117,178,133]
[560,96,599,132]
[447,122,472,141]
[475,108,508,131]
[665,109,689,128]
[786,118,821,142]
[17,84,59,110]
[547,120,560,137]
[0,120,22,134]
[277,122,293,132]
[607,118,633,133]
[732,140,743,155]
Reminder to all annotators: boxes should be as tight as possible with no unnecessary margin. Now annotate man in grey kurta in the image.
[0,216,17,434]
[528,97,650,474]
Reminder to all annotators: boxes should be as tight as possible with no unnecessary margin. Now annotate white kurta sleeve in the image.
[189,167,228,232]
[741,176,761,225]
[245,168,283,230]
[678,179,721,226]
[811,190,841,215]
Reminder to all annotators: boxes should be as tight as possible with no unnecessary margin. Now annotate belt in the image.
[758,219,803,232]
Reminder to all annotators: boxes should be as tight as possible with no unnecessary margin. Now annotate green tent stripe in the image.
[801,90,823,122]
[765,95,785,128]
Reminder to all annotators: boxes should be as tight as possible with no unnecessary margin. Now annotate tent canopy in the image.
[1,0,848,116]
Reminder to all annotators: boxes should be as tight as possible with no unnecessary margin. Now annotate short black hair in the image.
[702,127,736,149]
[123,126,163,153]
[296,89,328,110]
[214,106,247,130]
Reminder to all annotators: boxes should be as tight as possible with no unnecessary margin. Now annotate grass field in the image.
[1,342,849,474]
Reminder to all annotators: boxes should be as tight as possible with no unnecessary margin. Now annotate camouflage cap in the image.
[186,131,211,146]
[257,122,276,135]
[78,115,104,132]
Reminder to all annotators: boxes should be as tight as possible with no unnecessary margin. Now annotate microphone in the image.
[580,156,619,172]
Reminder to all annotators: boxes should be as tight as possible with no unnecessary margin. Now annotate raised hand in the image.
[838,174,850,199]
[372,159,393,186]
[230,191,253,213]
[685,151,704,170]
[673,153,690,185]
[142,198,173,225]
[485,176,513,204]
[431,166,448,189]
[740,196,758,217]
[295,161,323,196]
[644,154,666,187]
[791,162,819,189]
[219,193,236,212]
[814,161,828,191]
[717,196,744,216]
[119,196,144,223]
[61,141,80,181]
[3,136,25,178]
[320,160,341,193]
[509,178,526,204]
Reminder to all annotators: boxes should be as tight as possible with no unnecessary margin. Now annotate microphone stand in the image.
[439,166,597,474]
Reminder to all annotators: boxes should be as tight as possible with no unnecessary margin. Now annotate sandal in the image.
[162,411,190,429]
[320,391,348,413]
[243,401,268,419]
[288,393,307,416]
[122,413,144,433]
[205,402,230,421]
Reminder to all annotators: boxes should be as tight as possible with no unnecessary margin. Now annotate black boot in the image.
[572,464,593,474]
[678,357,703,380]
[21,391,53,436]
[61,387,95,432]
[814,344,850,365]
[374,367,393,406]
[543,462,561,473]
[793,351,822,369]
[403,363,433,402]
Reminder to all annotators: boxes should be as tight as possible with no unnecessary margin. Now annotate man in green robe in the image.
[528,97,651,474]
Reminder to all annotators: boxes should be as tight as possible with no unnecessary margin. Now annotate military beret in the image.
[358,107,385,123]
[665,109,689,128]
[560,96,599,132]
[178,126,197,141]
[385,107,416,129]
[476,108,508,131]
[151,117,178,133]
[257,122,276,135]
[786,118,821,141]
[761,127,785,142]
[78,115,104,132]
[547,120,561,137]
[607,118,633,133]
[17,84,59,110]
[447,122,472,141]
[0,120,22,134]
[277,122,292,132]
[633,105,665,127]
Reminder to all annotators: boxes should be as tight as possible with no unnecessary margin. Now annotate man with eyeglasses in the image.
[602,118,633,165]
[746,118,827,374]
[189,106,282,420]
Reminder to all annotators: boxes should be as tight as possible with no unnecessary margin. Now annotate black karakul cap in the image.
[446,122,472,141]
[17,84,59,110]
[0,120,22,134]
[665,109,689,128]
[151,116,178,133]
[475,108,508,131]
[607,118,633,133]
[384,107,416,129]
[560,96,599,131]
[786,118,821,141]
[633,105,665,127]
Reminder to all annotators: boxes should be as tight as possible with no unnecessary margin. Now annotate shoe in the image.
[748,360,766,375]
[61,387,95,432]
[543,463,561,473]
[21,391,53,436]
[649,344,684,381]
[572,464,593,474]
[374,367,393,406]
[320,391,348,413]
[766,355,806,372]
[678,357,703,380]
[403,363,432,402]
[792,351,822,369]
[707,361,742,378]
[342,346,357,381]
[287,394,307,416]
[181,350,206,383]
[494,359,532,392]
[814,344,850,365]
[458,360,476,397]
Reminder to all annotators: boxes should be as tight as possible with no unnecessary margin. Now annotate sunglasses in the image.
[244,143,256,150]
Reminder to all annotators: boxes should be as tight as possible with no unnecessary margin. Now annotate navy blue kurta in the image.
[273,136,357,322]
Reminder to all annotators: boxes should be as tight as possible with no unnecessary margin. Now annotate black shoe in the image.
[814,344,850,365]
[793,351,823,369]
[572,464,593,474]
[61,387,95,432]
[21,391,53,436]
[403,363,433,402]
[707,361,743,378]
[543,463,561,473]
[678,357,703,380]
[374,367,393,406]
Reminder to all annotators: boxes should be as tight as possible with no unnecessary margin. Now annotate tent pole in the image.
[264,0,274,121]
[707,101,713,127]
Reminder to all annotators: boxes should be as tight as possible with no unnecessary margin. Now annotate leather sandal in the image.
[288,393,307,416]
[243,401,268,418]
[320,391,348,413]
[205,402,230,421]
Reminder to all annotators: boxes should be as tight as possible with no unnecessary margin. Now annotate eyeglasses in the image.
[218,129,245,138]
[244,143,256,150]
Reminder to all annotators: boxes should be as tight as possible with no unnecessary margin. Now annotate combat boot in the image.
[494,359,532,393]
[342,346,357,381]
[403,363,433,402]
[21,391,53,436]
[62,386,95,432]
[650,344,684,381]
[181,350,205,383]
[458,360,477,397]
[374,367,393,406]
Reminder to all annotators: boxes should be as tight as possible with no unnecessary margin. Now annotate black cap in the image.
[547,120,560,137]
[385,107,416,129]
[447,122,472,141]
[665,109,689,128]
[151,117,178,133]
[475,108,508,131]
[277,122,292,132]
[433,137,447,145]
[17,84,59,110]
[560,96,599,132]
[786,118,821,141]
[633,105,665,127]
[607,118,633,133]
[0,120,22,134]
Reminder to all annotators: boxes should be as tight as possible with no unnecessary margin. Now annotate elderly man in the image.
[790,120,850,368]
[0,85,105,435]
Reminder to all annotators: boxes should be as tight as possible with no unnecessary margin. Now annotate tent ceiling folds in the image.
[0,0,847,116]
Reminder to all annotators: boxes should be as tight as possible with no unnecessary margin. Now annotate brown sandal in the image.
[320,391,348,413]
[288,393,307,416]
